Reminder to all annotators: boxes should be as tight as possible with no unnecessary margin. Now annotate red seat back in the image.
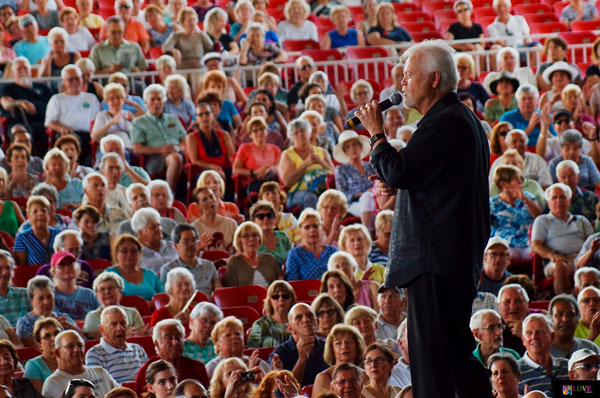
[288,279,322,304]
[120,295,152,316]
[12,264,44,288]
[126,335,157,358]
[212,285,268,314]
[221,306,261,331]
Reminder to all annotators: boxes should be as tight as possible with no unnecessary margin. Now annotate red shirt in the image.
[235,142,281,171]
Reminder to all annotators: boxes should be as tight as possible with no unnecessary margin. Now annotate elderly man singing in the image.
[354,40,492,398]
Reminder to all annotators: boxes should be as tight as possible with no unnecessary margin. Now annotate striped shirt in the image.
[85,338,148,383]
[518,353,568,396]
[0,286,31,327]
[13,227,59,265]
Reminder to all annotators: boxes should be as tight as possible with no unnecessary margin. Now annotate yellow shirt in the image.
[79,14,104,29]
[282,145,326,192]
[355,262,386,285]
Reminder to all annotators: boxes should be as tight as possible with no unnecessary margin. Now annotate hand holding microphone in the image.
[346,93,403,129]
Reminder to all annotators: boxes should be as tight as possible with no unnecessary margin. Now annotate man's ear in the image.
[431,71,442,89]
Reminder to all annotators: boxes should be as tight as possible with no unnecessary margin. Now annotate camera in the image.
[240,372,255,382]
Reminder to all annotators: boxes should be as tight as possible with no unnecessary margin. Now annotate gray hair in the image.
[327,251,359,273]
[82,172,108,191]
[131,207,161,233]
[11,56,30,72]
[164,74,190,99]
[401,40,458,94]
[487,353,520,377]
[397,318,408,340]
[60,64,82,81]
[92,271,124,294]
[126,183,150,203]
[556,159,580,176]
[148,179,174,207]
[247,21,265,36]
[308,71,329,85]
[548,294,580,319]
[287,118,312,141]
[32,183,59,204]
[190,301,224,320]
[544,182,572,202]
[53,229,83,252]
[575,267,600,287]
[496,46,519,66]
[100,305,128,325]
[295,55,314,67]
[203,7,228,33]
[559,129,583,147]
[100,152,124,171]
[164,267,196,294]
[143,83,167,103]
[515,84,539,101]
[453,0,472,12]
[48,27,68,42]
[0,250,15,270]
[99,134,125,154]
[152,319,185,344]
[505,129,528,145]
[75,57,95,74]
[27,275,54,300]
[577,286,600,304]
[469,309,501,331]
[55,330,84,350]
[156,54,177,71]
[522,313,553,335]
[171,223,198,243]
[497,283,530,304]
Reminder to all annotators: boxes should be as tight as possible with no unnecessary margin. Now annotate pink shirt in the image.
[235,142,281,170]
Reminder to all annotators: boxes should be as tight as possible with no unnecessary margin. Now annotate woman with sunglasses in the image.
[24,318,63,392]
[249,201,291,268]
[489,122,513,165]
[247,281,296,348]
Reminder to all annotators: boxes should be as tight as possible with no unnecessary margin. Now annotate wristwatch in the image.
[369,133,387,148]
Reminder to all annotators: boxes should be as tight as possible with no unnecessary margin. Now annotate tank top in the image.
[192,129,231,169]
[328,29,358,48]
[283,145,326,192]
[50,52,76,77]
[0,200,18,237]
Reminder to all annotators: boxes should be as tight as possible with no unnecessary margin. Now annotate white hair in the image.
[60,64,82,80]
[48,27,69,43]
[148,179,174,207]
[92,271,124,293]
[453,0,472,12]
[82,172,108,191]
[299,110,324,126]
[152,319,185,344]
[327,251,359,272]
[100,305,128,325]
[397,318,408,340]
[54,330,84,350]
[156,54,177,71]
[164,267,196,294]
[308,71,329,85]
[401,40,458,94]
[75,57,95,74]
[304,94,326,110]
[114,0,133,11]
[99,134,125,154]
[143,83,167,103]
[497,283,530,304]
[12,56,30,72]
[247,22,265,36]
[287,118,312,141]
[295,55,314,67]
[100,152,124,171]
[575,267,600,288]
[164,74,191,99]
[350,79,374,103]
[131,207,161,233]
[234,0,254,13]
[297,207,321,226]
[493,0,511,9]
[577,286,600,304]
[283,0,310,20]
[53,229,83,252]
[0,250,15,270]
[190,301,223,320]
[470,309,501,331]
[27,275,54,300]
[516,84,539,101]
[556,159,580,176]
[544,182,572,202]
[505,129,528,145]
[496,46,519,67]
[126,183,150,202]
[522,313,553,335]
[43,148,70,171]
[203,7,228,33]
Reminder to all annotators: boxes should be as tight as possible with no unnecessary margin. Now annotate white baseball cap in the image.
[568,348,600,371]
[485,236,510,252]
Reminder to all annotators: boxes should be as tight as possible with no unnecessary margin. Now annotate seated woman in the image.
[344,306,382,348]
[258,182,301,245]
[188,170,241,223]
[39,27,80,79]
[105,234,165,301]
[317,189,348,247]
[17,275,80,348]
[312,324,365,397]
[205,316,270,378]
[368,210,393,266]
[445,0,484,54]
[249,200,292,267]
[130,207,178,274]
[13,196,58,266]
[308,71,343,117]
[246,72,289,114]
[328,252,378,311]
[279,118,334,210]
[366,2,412,46]
[252,91,288,134]
[55,135,93,180]
[311,293,344,340]
[247,280,295,348]
[300,110,334,155]
[488,354,521,398]
[91,82,134,151]
[230,0,254,41]
[286,208,338,281]
[198,71,242,131]
[201,52,248,105]
[490,165,542,260]
[339,224,386,285]
[237,102,288,151]
[75,57,104,102]
[345,80,375,131]
[362,343,402,398]
[456,53,490,112]
[73,205,111,262]
[24,317,63,391]
[482,47,536,93]
[210,357,258,398]
[539,61,579,112]
[149,180,186,224]
[145,360,178,398]
[484,74,518,128]
[233,116,281,194]
[225,221,281,287]
[322,5,365,49]
[0,340,41,398]
[42,148,83,210]
[163,74,195,126]
[561,84,594,132]
[103,72,146,117]
[305,93,342,141]
[145,4,175,47]
[561,0,598,29]
[151,267,196,333]
[192,188,238,253]
[250,0,277,32]
[276,0,318,43]
[162,6,213,70]
[548,129,600,191]
[60,7,96,53]
[320,269,355,312]
[3,144,38,198]
[20,183,72,232]
[204,8,238,56]
[184,302,223,364]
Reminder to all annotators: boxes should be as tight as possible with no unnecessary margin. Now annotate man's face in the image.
[377,289,403,319]
[0,258,11,290]
[331,370,362,398]
[101,158,123,188]
[288,306,316,338]
[61,234,82,259]
[13,60,31,83]
[551,300,578,339]
[547,186,571,215]
[146,92,165,116]
[85,176,106,205]
[579,272,600,290]
[522,318,554,357]
[569,357,600,380]
[498,288,529,323]
[107,21,124,46]
[156,324,183,362]
[477,313,504,351]
[483,244,510,275]
[494,0,510,19]
[297,58,314,81]
[557,167,579,190]
[56,333,84,370]
[578,289,600,323]
[116,0,132,19]
[100,310,128,349]
[507,132,527,156]
[63,68,82,95]
[384,109,404,135]
[175,230,197,259]
[401,52,430,111]
[517,93,537,114]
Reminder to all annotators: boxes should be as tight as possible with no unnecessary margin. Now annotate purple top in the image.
[355,279,373,308]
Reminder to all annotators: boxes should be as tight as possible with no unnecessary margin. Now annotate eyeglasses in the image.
[117,4,131,8]
[481,324,505,332]
[486,252,510,258]
[196,111,212,117]
[365,357,389,366]
[456,7,470,13]
[302,223,320,230]
[555,118,572,125]
[300,64,313,71]
[272,293,291,300]
[316,308,337,317]
[254,212,275,220]
[572,363,600,371]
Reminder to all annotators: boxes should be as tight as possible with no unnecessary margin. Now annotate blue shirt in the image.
[285,245,337,281]
[549,154,600,191]
[17,311,74,339]
[24,355,53,383]
[499,108,557,146]
[56,176,84,209]
[518,354,568,396]
[217,100,239,125]
[270,336,328,386]
[54,286,100,320]
[490,192,536,249]
[334,162,376,202]
[13,36,50,64]
[104,266,164,301]
[13,227,59,265]
[101,95,146,115]
[0,286,31,327]
[328,29,359,48]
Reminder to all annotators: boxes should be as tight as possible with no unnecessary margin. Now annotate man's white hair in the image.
[496,46,519,67]
[100,305,128,325]
[53,229,83,252]
[143,83,167,103]
[12,56,30,72]
[61,64,82,80]
[148,179,174,207]
[82,172,108,191]
[544,182,572,202]
[574,267,600,288]
[99,134,125,154]
[469,309,501,331]
[493,0,511,9]
[126,183,150,202]
[577,286,600,304]
[152,319,185,344]
[100,152,124,171]
[131,207,161,233]
[55,330,84,350]
[497,283,530,304]
[505,129,528,145]
[556,159,580,176]
[516,84,539,101]
[295,55,314,68]
[522,313,553,335]
[401,40,458,94]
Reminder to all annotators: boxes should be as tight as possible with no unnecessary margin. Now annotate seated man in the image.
[549,294,600,359]
[99,153,132,215]
[134,319,209,394]
[480,237,513,296]
[382,106,405,139]
[329,363,363,398]
[555,160,598,223]
[44,64,101,165]
[498,284,531,356]
[389,319,411,388]
[99,134,150,187]
[13,14,50,65]
[568,348,600,380]
[117,183,176,238]
[574,267,600,296]
[470,309,520,367]
[131,84,185,192]
[531,183,593,294]
[99,0,149,53]
[0,250,31,328]
[0,125,43,178]
[269,303,328,386]
[574,286,600,346]
[375,286,406,340]
[85,306,148,383]
[81,172,128,235]
[575,232,600,270]
[42,330,119,398]
[518,314,568,396]
[0,57,53,156]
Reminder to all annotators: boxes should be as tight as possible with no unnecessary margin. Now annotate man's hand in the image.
[296,336,314,361]
[18,100,36,115]
[590,238,600,255]
[506,319,523,338]
[526,112,541,133]
[354,100,384,136]
[588,312,600,341]
[274,375,300,398]
[369,174,397,196]
[270,353,283,371]
[582,121,597,141]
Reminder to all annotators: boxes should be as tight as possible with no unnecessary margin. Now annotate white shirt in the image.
[141,240,178,274]
[67,28,96,53]
[389,357,411,388]
[489,151,553,187]
[543,136,592,162]
[42,367,119,398]
[487,14,531,47]
[276,20,318,43]
[251,269,269,287]
[105,184,131,216]
[45,92,101,132]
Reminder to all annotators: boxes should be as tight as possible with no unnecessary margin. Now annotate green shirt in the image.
[574,320,600,346]
[83,305,144,333]
[119,165,150,187]
[355,262,386,285]
[490,177,546,208]
[89,39,147,73]
[131,112,186,147]
[183,338,216,364]
[246,315,290,348]
[472,343,521,367]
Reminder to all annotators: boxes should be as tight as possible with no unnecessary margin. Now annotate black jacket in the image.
[370,92,490,288]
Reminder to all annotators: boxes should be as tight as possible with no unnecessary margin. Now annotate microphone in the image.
[345,93,403,129]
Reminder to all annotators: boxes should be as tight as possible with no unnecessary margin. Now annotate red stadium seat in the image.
[437,19,456,34]
[88,259,112,274]
[529,21,568,33]
[152,291,209,310]
[512,0,543,5]
[402,20,438,33]
[523,12,559,24]
[55,208,72,217]
[0,231,13,250]
[221,306,261,331]
[7,197,27,214]
[17,347,41,363]
[421,1,454,14]
[577,61,593,75]
[282,40,320,51]
[266,8,284,22]
[212,285,268,314]
[122,382,136,391]
[301,385,313,397]
[410,30,444,41]
[300,48,349,83]
[149,46,164,59]
[120,295,152,316]
[200,249,230,268]
[126,335,157,358]
[85,339,100,352]
[559,31,598,63]
[513,3,552,14]
[392,2,421,12]
[472,0,493,8]
[396,11,433,23]
[172,200,187,217]
[571,19,600,31]
[529,301,550,310]
[432,8,456,23]
[348,6,363,17]
[345,47,393,80]
[12,264,43,288]
[288,279,321,303]
[473,6,497,20]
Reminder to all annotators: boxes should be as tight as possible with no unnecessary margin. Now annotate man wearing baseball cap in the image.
[480,237,513,296]
[568,348,600,380]
[13,14,50,64]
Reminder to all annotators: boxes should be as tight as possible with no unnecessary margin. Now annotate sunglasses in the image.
[456,7,469,13]
[300,64,313,71]
[555,118,572,124]
[254,212,275,220]
[572,363,600,371]
[118,4,131,9]
[316,308,337,317]
[272,293,291,300]
[498,130,509,137]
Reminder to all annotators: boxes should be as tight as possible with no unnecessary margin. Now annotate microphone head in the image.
[390,93,403,106]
